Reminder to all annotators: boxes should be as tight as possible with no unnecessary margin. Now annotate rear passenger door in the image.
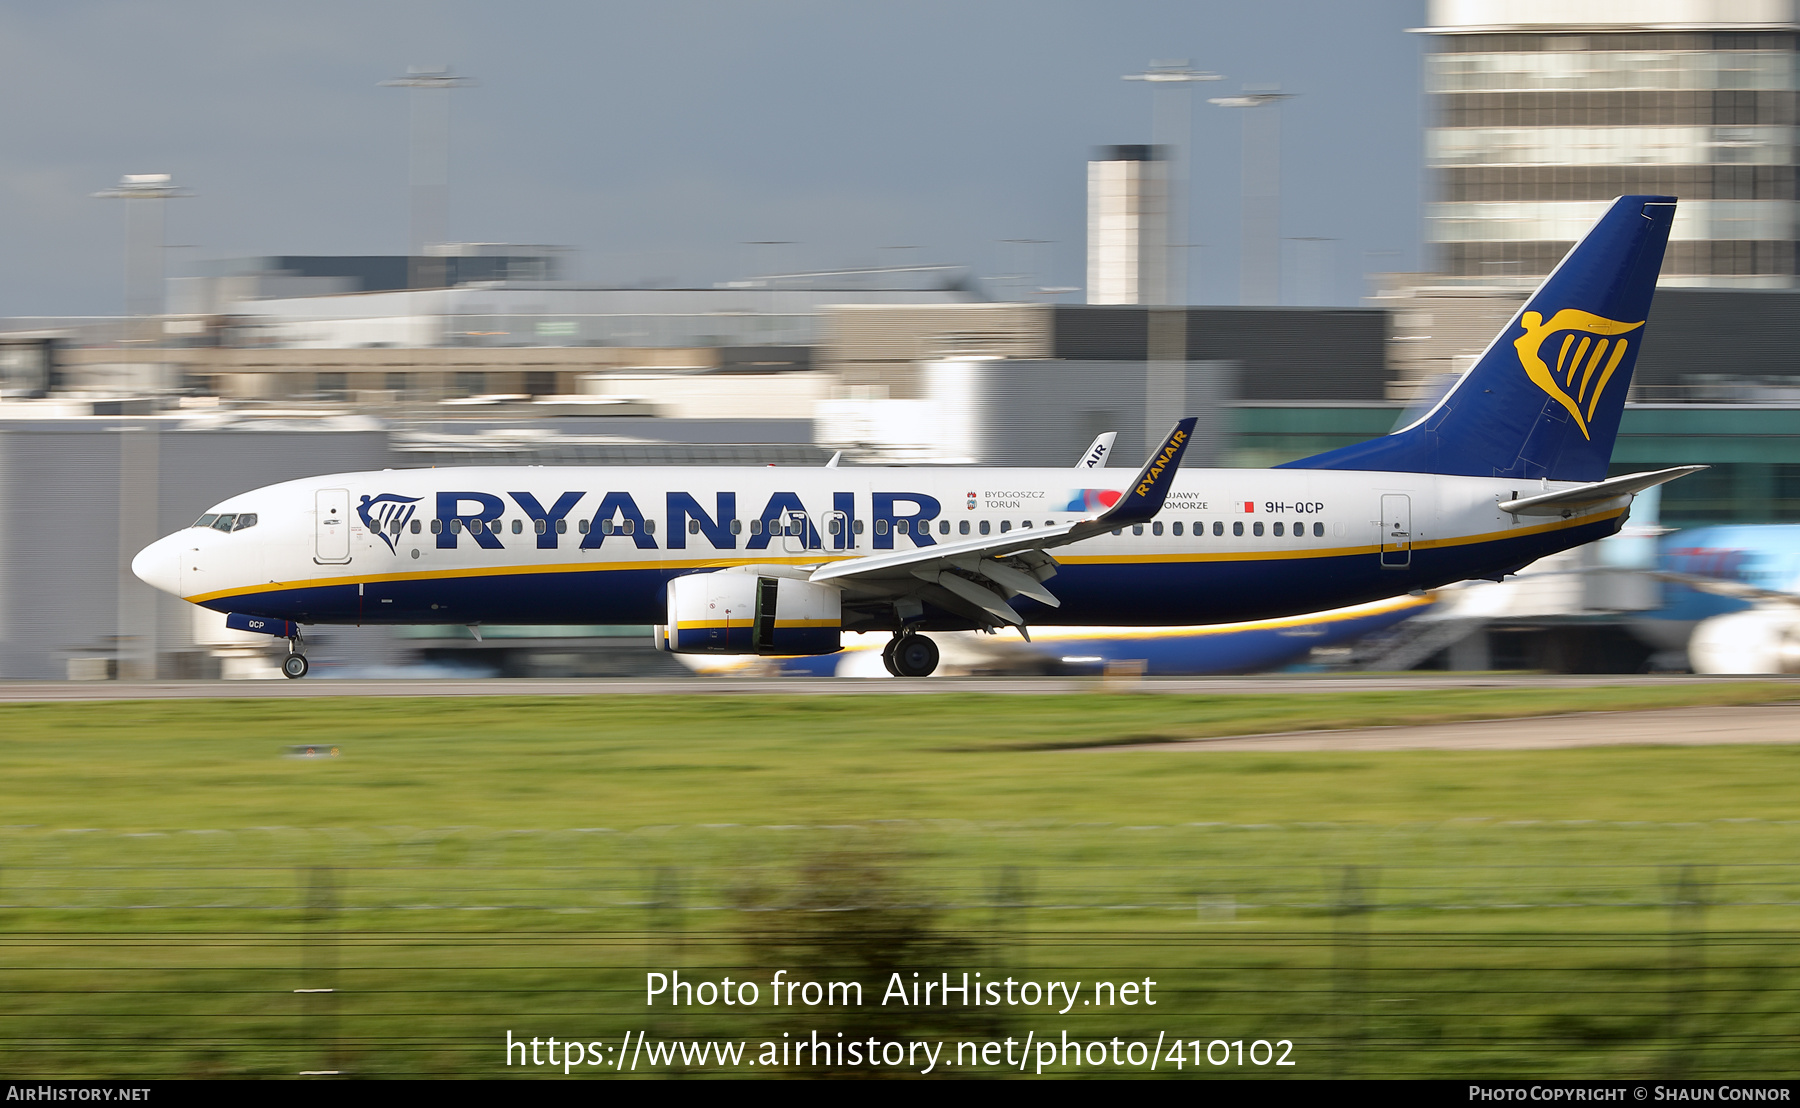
[1379,493,1411,569]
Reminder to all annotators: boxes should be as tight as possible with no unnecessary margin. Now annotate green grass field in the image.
[2,682,1799,1079]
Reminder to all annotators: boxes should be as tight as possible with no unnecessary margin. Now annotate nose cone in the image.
[131,534,183,597]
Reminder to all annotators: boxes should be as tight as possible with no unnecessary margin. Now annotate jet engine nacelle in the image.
[657,568,842,656]
[1688,608,1800,674]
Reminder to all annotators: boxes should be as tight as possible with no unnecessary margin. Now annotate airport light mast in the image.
[92,173,193,338]
[1124,61,1218,462]
[381,66,476,291]
[1121,62,1218,309]
[93,172,191,683]
[1209,90,1294,306]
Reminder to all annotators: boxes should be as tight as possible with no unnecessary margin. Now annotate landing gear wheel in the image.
[890,634,940,678]
[282,653,310,680]
[880,637,902,677]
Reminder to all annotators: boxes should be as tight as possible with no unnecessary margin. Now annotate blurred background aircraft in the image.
[675,594,1435,678]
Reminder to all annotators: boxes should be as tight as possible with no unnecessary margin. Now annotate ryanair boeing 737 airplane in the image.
[132,196,1701,678]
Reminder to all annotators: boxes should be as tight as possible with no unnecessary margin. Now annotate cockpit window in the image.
[193,512,258,533]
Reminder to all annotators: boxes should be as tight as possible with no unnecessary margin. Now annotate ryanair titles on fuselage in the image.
[387,486,957,554]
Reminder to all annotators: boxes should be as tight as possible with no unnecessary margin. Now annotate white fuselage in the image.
[132,464,1627,632]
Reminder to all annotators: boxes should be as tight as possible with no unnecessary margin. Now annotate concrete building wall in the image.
[0,421,396,680]
[1422,0,1800,287]
[819,303,1054,398]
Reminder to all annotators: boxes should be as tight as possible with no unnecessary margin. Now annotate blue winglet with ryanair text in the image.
[1097,418,1198,526]
[1279,195,1676,482]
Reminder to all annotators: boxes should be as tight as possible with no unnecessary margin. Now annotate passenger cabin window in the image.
[535,519,547,534]
[1313,522,1324,538]
[939,520,950,535]
[1233,521,1243,537]
[1000,521,1012,533]
[448,519,464,535]
[1213,521,1223,537]
[1293,521,1303,538]
[979,520,990,535]
[1152,522,1163,536]
[411,520,422,534]
[875,520,888,536]
[599,519,614,535]
[1253,522,1264,536]
[959,520,970,535]
[512,519,523,534]
[895,520,909,536]
[731,519,743,534]
[622,519,635,535]
[430,519,443,534]
[689,519,701,534]
[1273,522,1284,537]
[750,520,762,535]
[1132,524,1143,536]
[577,519,590,534]
[556,519,567,534]
[644,519,655,534]
[1172,522,1182,536]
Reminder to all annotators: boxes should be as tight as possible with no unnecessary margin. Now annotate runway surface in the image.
[1105,702,1800,752]
[0,673,1793,702]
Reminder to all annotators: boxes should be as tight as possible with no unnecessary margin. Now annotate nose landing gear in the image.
[282,631,309,680]
[882,631,940,678]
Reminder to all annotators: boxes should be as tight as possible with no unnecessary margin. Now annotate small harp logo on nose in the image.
[1512,308,1645,440]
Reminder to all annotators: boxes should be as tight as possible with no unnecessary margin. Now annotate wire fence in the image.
[2,829,1798,1077]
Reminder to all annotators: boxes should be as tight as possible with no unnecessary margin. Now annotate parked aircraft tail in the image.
[1281,195,1676,482]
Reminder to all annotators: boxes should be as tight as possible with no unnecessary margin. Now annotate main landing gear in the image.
[282,631,309,680]
[882,631,940,678]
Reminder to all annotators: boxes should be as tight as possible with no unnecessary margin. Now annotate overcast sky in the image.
[0,0,1429,316]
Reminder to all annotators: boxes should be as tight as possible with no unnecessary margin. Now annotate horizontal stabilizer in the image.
[1498,466,1706,517]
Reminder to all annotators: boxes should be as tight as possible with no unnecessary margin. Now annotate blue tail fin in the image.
[1280,195,1675,481]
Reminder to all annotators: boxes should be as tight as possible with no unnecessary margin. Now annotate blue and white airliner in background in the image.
[1641,524,1800,673]
[133,195,1701,678]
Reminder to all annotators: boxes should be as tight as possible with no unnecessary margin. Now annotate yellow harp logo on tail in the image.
[1512,309,1644,440]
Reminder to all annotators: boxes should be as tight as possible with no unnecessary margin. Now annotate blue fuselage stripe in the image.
[208,516,1614,628]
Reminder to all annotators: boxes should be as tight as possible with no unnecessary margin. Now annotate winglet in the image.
[1098,418,1198,526]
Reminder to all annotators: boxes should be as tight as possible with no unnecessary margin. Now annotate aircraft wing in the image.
[1498,465,1707,517]
[1649,571,1800,607]
[810,419,1198,628]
